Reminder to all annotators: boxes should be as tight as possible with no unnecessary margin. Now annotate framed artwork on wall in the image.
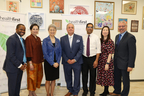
[49,0,64,13]
[6,1,19,12]
[30,0,42,8]
[142,6,144,29]
[52,20,62,30]
[94,1,114,30]
[131,20,139,32]
[118,18,128,30]
[121,0,137,15]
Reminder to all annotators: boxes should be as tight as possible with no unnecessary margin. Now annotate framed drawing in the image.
[122,0,137,15]
[30,0,42,8]
[131,20,139,32]
[6,1,19,12]
[142,7,144,29]
[94,1,114,30]
[70,5,89,15]
[118,18,128,30]
[49,0,64,13]
[52,20,62,30]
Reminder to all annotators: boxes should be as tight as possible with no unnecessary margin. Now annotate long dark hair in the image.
[100,26,111,44]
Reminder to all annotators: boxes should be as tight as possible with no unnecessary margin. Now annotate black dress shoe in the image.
[82,92,87,96]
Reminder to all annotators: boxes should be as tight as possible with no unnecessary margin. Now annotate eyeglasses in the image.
[118,26,126,28]
[87,27,93,28]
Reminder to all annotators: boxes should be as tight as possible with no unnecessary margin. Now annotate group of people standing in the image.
[3,21,136,96]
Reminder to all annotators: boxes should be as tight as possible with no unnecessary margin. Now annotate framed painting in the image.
[131,20,139,32]
[49,0,64,13]
[94,1,114,30]
[6,1,19,12]
[30,0,42,8]
[52,20,62,30]
[142,6,144,29]
[122,0,137,15]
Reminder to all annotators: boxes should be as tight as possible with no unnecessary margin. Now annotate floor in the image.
[1,82,144,96]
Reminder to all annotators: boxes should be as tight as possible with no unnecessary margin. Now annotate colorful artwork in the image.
[30,0,42,8]
[52,20,62,30]
[122,1,137,14]
[49,0,64,13]
[6,1,19,12]
[94,1,114,29]
[70,5,89,15]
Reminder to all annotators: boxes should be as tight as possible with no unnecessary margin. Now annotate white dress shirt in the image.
[83,33,101,57]
[68,34,74,48]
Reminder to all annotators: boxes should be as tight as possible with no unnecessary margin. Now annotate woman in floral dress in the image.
[97,26,114,96]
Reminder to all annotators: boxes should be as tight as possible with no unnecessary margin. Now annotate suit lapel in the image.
[66,35,71,49]
[14,33,23,49]
[118,32,128,49]
[71,34,75,50]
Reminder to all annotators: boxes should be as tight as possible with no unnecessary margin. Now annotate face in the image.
[102,27,109,37]
[86,24,93,34]
[67,24,74,36]
[31,26,39,36]
[16,25,26,37]
[118,22,127,33]
[48,27,56,36]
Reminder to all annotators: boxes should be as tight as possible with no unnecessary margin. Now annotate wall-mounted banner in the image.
[0,11,27,93]
[60,14,92,86]
[28,12,45,29]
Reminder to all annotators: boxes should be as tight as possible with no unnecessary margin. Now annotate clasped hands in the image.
[67,59,76,64]
[53,63,59,68]
[20,63,27,71]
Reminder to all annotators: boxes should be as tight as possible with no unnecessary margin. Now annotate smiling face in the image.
[16,25,26,37]
[118,22,127,34]
[48,27,56,37]
[102,27,109,37]
[67,23,74,36]
[86,24,93,34]
[30,26,39,36]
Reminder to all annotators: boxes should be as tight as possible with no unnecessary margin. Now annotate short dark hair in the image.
[16,24,25,29]
[30,24,39,30]
[86,23,93,28]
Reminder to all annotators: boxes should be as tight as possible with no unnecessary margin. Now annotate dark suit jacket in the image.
[3,33,25,73]
[60,34,83,65]
[114,32,136,70]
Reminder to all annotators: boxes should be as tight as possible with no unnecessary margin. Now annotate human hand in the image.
[127,67,133,72]
[93,60,98,68]
[30,64,34,71]
[53,63,59,68]
[105,64,109,71]
[20,65,25,71]
[70,59,76,64]
[67,59,72,64]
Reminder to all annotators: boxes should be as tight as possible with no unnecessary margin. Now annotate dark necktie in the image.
[86,35,90,57]
[117,34,122,46]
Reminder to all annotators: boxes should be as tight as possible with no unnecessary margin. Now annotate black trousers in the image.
[113,63,130,96]
[82,55,96,94]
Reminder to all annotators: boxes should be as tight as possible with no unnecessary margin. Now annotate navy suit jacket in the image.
[114,32,136,70]
[3,33,25,73]
[60,34,83,65]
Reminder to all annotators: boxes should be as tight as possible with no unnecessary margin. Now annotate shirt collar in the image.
[68,34,74,38]
[16,33,21,39]
[120,31,127,37]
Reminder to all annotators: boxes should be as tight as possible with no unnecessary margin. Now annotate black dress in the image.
[44,43,59,81]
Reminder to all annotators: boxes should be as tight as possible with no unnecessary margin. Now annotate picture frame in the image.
[118,18,128,30]
[52,20,62,30]
[6,1,19,12]
[94,1,114,30]
[131,20,139,32]
[142,6,144,29]
[121,0,137,15]
[30,0,42,8]
[49,0,64,13]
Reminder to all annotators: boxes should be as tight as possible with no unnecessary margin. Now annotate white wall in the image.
[0,0,144,80]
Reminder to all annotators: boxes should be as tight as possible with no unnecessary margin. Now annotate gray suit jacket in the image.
[114,32,136,70]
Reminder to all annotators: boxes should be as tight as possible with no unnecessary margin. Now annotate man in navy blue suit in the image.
[3,24,27,96]
[60,23,83,96]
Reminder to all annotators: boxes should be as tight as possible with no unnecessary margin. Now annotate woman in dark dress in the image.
[42,24,62,96]
[97,26,115,96]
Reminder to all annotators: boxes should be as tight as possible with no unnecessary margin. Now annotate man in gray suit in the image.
[110,21,136,96]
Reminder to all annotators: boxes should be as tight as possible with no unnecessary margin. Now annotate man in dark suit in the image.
[60,23,83,96]
[3,24,27,96]
[110,21,136,96]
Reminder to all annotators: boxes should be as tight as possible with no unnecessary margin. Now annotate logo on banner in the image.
[65,19,87,25]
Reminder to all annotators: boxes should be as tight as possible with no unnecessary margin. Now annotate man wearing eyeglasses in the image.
[82,23,101,96]
[110,21,136,96]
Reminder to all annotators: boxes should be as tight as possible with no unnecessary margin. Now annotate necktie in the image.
[20,38,27,63]
[86,35,90,57]
[117,34,122,46]
[69,36,72,48]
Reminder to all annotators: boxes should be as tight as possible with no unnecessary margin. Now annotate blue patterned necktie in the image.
[117,34,122,46]
[20,37,27,63]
